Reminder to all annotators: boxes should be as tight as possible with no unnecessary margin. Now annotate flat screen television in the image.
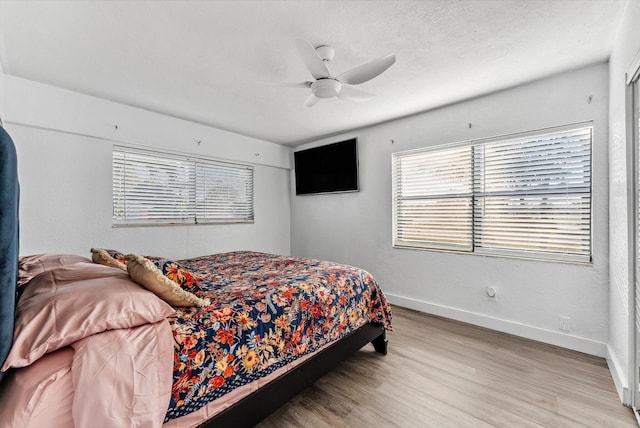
[294,138,359,195]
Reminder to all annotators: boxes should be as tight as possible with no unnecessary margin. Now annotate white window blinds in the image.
[195,162,254,223]
[392,145,474,251]
[113,146,254,226]
[392,123,592,262]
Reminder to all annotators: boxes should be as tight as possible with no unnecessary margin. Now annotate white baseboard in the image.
[386,293,607,358]
[606,344,631,404]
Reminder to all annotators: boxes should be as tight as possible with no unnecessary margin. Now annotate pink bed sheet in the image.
[0,320,173,428]
[0,347,74,428]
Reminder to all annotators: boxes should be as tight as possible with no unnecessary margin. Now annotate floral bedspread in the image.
[160,251,392,421]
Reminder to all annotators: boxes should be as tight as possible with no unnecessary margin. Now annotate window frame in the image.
[392,122,593,264]
[112,145,254,227]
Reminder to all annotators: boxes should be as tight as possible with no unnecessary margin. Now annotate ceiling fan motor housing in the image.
[311,79,342,98]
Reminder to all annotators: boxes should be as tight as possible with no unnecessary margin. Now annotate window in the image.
[392,123,592,262]
[113,146,254,226]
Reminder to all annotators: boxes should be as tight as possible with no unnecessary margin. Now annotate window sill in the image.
[392,243,593,266]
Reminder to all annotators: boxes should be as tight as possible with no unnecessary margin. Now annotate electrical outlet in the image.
[559,316,571,332]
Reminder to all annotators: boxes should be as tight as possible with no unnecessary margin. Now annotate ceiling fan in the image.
[286,39,396,107]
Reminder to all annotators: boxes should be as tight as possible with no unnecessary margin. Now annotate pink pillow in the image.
[18,254,92,287]
[2,262,175,370]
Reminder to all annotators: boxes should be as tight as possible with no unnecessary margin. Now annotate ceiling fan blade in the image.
[337,86,376,102]
[304,93,320,107]
[296,39,330,80]
[262,81,312,89]
[336,53,396,85]
[283,82,313,88]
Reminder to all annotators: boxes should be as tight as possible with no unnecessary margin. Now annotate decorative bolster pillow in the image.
[90,248,128,272]
[125,254,210,307]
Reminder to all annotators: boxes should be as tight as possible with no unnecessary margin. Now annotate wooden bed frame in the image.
[0,125,389,426]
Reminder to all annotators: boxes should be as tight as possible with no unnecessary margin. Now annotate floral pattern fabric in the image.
[159,251,392,421]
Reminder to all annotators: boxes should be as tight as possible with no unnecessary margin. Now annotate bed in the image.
[0,125,392,427]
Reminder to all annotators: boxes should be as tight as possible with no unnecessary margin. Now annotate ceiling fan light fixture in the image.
[311,79,342,98]
[315,45,335,62]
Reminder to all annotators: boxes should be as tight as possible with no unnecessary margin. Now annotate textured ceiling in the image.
[0,0,626,146]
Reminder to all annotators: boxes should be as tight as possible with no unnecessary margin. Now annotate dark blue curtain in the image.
[0,126,19,380]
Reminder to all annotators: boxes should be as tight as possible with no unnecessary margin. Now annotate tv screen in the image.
[294,138,359,195]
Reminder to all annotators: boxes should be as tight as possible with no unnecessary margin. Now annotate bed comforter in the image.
[164,251,392,421]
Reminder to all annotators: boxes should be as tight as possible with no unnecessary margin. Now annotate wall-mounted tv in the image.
[294,138,359,195]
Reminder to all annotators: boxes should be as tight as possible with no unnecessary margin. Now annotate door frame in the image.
[626,49,640,415]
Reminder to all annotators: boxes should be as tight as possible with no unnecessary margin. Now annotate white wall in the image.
[292,63,609,357]
[607,0,640,404]
[3,75,291,260]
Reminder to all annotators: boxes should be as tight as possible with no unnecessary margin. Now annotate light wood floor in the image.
[258,306,636,428]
